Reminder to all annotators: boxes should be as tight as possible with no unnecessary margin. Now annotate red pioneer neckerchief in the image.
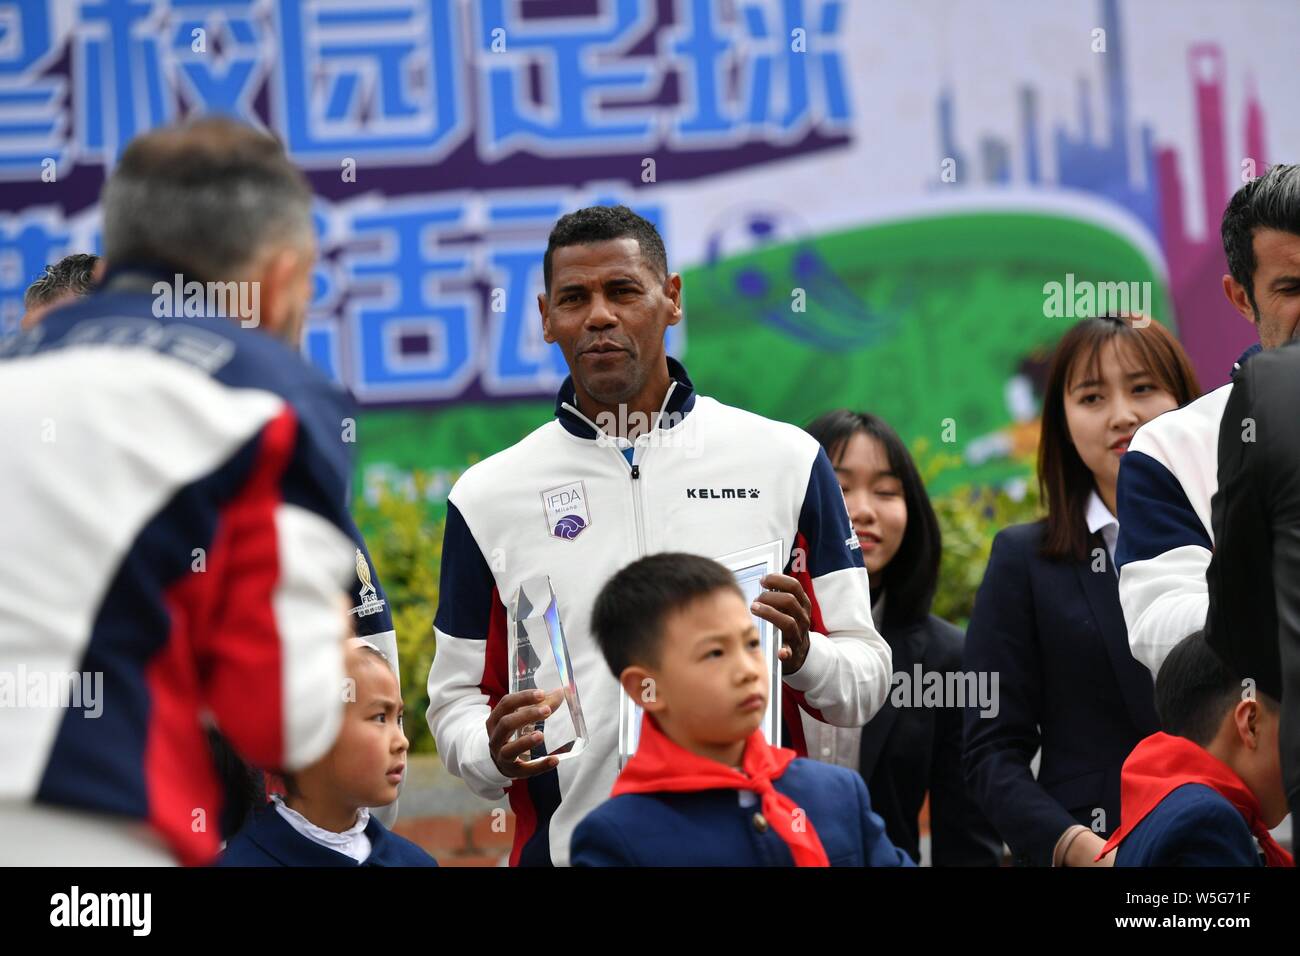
[1096,732,1293,867]
[611,713,830,867]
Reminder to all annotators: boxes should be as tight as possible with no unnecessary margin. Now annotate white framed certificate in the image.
[618,539,786,767]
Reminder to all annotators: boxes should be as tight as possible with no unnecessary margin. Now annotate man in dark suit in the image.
[1206,339,1300,824]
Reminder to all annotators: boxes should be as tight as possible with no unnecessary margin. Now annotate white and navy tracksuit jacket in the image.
[426,357,892,866]
[0,272,388,865]
[1116,346,1261,677]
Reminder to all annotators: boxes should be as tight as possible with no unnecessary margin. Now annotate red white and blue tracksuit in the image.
[426,357,892,866]
[0,271,384,864]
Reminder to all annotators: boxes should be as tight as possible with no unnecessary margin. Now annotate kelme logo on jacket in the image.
[541,480,591,540]
[686,488,760,499]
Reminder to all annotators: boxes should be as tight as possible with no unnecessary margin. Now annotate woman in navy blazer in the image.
[962,316,1200,866]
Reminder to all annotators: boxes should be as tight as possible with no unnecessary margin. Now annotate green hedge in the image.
[352,480,443,754]
[918,440,1043,627]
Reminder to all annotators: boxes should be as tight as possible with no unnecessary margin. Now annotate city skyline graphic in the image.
[936,0,1267,386]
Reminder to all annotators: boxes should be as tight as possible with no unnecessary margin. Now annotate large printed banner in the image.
[1,0,1297,506]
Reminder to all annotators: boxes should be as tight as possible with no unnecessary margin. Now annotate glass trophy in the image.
[508,576,587,761]
[618,540,785,767]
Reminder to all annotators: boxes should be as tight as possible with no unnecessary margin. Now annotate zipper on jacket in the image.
[629,452,647,556]
[559,383,677,560]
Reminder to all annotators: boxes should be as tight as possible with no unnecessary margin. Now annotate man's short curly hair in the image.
[24,253,99,309]
[543,205,667,295]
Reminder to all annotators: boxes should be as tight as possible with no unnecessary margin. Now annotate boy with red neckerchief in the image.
[1097,631,1293,867]
[571,553,913,867]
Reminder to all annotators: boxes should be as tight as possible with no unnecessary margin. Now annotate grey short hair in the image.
[100,117,314,282]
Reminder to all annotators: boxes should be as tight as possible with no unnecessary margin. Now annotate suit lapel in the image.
[1073,535,1158,734]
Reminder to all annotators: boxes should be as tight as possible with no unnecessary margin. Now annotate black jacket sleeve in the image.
[927,619,1005,866]
[1206,342,1300,818]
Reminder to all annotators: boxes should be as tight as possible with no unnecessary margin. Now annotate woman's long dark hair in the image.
[805,410,941,630]
[1038,316,1201,561]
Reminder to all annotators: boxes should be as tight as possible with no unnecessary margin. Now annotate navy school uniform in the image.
[218,807,438,867]
[962,520,1160,866]
[570,757,915,867]
[1114,784,1264,867]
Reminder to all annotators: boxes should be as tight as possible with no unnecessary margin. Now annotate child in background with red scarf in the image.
[570,552,913,867]
[1098,631,1292,867]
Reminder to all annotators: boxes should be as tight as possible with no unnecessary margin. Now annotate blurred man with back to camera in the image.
[0,117,393,865]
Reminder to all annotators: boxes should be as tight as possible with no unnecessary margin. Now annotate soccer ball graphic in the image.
[703,207,896,350]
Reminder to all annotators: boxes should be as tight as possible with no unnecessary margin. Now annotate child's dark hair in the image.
[590,552,743,678]
[1156,630,1277,746]
[206,728,266,837]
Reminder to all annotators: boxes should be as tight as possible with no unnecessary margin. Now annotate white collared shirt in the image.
[1086,490,1120,564]
[272,795,372,864]
[799,594,886,769]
